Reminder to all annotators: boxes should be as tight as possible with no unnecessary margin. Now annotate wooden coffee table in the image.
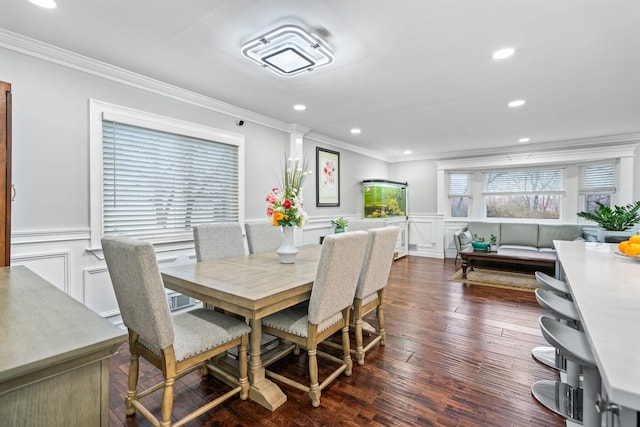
[459,247,556,279]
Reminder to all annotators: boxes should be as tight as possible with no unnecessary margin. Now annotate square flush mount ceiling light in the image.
[241,25,334,77]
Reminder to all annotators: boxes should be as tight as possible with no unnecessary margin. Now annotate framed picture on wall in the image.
[316,147,340,206]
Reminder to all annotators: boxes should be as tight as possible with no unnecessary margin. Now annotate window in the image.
[482,168,565,219]
[90,100,244,248]
[579,162,615,213]
[437,143,635,223]
[448,173,471,217]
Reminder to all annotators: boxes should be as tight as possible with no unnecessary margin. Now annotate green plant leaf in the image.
[577,201,640,231]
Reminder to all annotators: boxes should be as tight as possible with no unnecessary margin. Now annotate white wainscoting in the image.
[11,228,202,320]
[407,214,445,259]
[82,265,118,318]
[10,217,454,320]
[10,226,334,320]
[82,254,179,318]
[11,250,71,293]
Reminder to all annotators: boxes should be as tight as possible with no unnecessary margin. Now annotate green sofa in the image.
[453,222,585,263]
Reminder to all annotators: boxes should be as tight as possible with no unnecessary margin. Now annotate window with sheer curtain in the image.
[482,168,565,219]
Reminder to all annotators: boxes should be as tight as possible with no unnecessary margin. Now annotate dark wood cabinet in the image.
[0,81,11,266]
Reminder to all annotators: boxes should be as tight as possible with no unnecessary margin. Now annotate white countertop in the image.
[554,240,640,411]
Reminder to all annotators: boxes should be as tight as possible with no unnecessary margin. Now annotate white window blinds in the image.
[578,163,616,194]
[102,120,239,236]
[483,168,565,194]
[449,173,471,197]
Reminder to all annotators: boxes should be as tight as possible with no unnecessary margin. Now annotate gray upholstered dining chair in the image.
[102,235,251,427]
[261,231,368,407]
[245,222,282,254]
[193,223,245,262]
[352,226,399,365]
[347,218,384,231]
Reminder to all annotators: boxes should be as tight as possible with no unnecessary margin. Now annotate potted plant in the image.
[331,217,349,233]
[577,201,640,242]
[489,234,498,252]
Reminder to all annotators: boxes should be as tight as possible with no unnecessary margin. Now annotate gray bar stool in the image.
[531,272,574,371]
[535,271,572,296]
[534,288,582,386]
[535,288,580,324]
[532,316,601,427]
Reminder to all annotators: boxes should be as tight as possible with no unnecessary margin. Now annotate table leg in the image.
[247,318,287,411]
[461,258,468,279]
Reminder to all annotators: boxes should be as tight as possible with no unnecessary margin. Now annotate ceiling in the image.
[2,0,640,161]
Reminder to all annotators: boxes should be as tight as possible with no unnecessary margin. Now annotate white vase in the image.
[277,226,299,264]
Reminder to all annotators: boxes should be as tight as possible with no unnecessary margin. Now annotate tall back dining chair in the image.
[352,226,399,365]
[102,235,251,427]
[347,218,384,231]
[261,231,368,407]
[193,223,245,262]
[245,222,282,254]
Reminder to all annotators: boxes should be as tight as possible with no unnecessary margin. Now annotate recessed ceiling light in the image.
[350,128,361,135]
[241,25,334,77]
[404,150,412,155]
[492,48,515,60]
[293,104,306,111]
[29,0,57,8]
[508,99,526,108]
[518,137,531,143]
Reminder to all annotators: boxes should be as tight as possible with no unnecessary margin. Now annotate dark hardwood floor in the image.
[109,256,564,427]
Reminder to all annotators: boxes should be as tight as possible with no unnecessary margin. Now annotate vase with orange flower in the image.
[265,156,311,263]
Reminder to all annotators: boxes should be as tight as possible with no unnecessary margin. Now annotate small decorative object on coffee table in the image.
[471,241,490,252]
[489,234,498,252]
[471,233,491,252]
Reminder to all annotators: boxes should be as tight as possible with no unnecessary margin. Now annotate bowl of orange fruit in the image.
[617,235,640,258]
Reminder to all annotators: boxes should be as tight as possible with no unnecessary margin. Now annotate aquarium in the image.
[362,179,408,218]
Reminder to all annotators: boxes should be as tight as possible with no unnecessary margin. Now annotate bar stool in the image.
[535,288,580,325]
[531,272,573,371]
[535,271,571,296]
[534,287,582,384]
[531,288,582,423]
[532,316,601,427]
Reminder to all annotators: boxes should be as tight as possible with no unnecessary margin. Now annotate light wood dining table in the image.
[160,244,322,411]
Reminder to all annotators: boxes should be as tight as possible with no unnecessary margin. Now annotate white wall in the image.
[390,159,438,214]
[304,142,389,220]
[0,44,389,317]
[2,37,639,317]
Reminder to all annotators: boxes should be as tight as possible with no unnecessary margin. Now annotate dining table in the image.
[160,243,322,411]
[554,240,640,425]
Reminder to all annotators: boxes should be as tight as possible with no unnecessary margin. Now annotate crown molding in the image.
[0,28,387,159]
[398,132,640,163]
[3,29,635,165]
[304,131,388,161]
[435,141,639,170]
[0,28,296,133]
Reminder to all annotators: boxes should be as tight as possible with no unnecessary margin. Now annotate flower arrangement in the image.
[265,156,312,227]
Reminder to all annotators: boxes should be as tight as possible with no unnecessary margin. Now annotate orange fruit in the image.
[619,240,629,254]
[624,242,640,257]
[629,235,640,244]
